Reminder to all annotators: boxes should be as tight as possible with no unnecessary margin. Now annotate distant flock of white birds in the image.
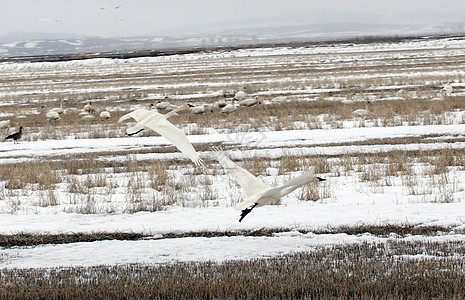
[0,83,456,220]
[345,83,454,117]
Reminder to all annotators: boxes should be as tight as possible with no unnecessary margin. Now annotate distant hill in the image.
[0,21,463,58]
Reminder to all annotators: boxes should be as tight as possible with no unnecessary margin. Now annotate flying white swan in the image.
[213,148,325,222]
[119,104,203,166]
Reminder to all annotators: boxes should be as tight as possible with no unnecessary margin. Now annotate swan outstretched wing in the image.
[213,149,268,198]
[118,109,154,123]
[127,114,202,166]
[269,167,317,198]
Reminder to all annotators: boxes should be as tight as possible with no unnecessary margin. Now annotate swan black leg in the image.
[239,203,258,222]
[127,129,144,136]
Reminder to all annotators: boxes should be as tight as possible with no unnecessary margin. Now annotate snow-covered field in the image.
[1,36,465,270]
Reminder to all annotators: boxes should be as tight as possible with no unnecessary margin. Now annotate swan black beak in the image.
[317,177,326,182]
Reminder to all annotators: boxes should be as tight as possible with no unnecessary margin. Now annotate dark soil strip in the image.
[0,232,145,249]
[0,224,456,249]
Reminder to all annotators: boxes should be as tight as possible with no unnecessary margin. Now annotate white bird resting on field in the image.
[41,105,61,121]
[189,104,214,115]
[431,89,446,101]
[396,89,408,99]
[81,114,95,120]
[49,99,65,114]
[99,110,111,120]
[0,120,11,131]
[83,102,94,114]
[213,148,325,222]
[239,96,262,107]
[155,96,170,110]
[220,103,237,114]
[271,96,287,103]
[233,87,248,100]
[341,93,354,104]
[352,100,371,117]
[217,98,227,108]
[119,104,203,166]
[442,82,453,96]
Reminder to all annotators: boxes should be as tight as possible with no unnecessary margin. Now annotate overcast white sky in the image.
[1,0,465,38]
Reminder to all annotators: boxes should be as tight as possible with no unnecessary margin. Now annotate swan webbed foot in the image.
[239,203,258,222]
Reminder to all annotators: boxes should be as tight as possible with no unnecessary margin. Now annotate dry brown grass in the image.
[2,240,465,299]
[1,39,464,141]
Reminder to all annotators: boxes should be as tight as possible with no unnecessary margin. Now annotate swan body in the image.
[233,87,248,100]
[220,103,237,114]
[46,110,61,121]
[0,120,11,131]
[271,96,286,103]
[443,83,453,96]
[396,89,407,99]
[83,102,93,114]
[41,105,61,121]
[431,89,446,101]
[164,104,181,112]
[239,96,262,107]
[341,99,354,104]
[99,111,111,120]
[155,96,171,110]
[352,100,371,117]
[213,149,325,222]
[156,102,169,110]
[217,98,227,108]
[191,105,213,115]
[234,91,247,100]
[119,104,202,166]
[81,114,95,120]
[49,99,65,114]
